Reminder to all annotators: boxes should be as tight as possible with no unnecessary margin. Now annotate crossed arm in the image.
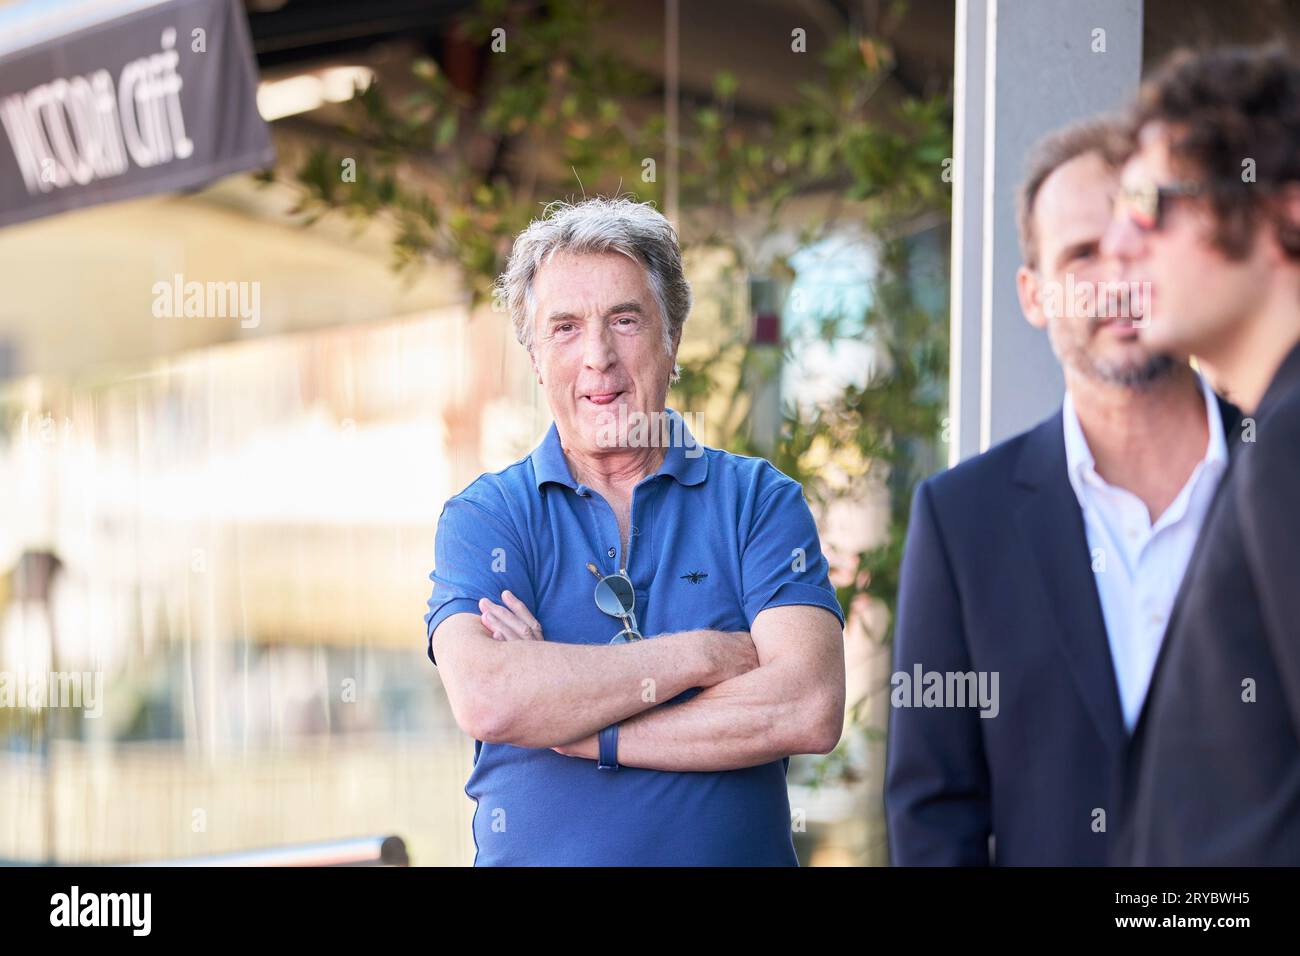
[432,591,844,769]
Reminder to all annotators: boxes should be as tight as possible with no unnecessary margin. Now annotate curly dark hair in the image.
[1128,44,1300,261]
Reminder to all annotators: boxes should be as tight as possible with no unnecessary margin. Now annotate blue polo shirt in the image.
[423,408,844,866]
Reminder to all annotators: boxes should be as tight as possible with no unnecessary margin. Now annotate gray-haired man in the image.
[424,197,845,866]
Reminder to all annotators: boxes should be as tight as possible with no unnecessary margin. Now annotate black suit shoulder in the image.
[918,413,1062,537]
[926,428,1035,496]
[1237,385,1300,477]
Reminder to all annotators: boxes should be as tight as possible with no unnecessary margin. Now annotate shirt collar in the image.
[1199,370,1230,470]
[1062,371,1229,503]
[530,407,709,491]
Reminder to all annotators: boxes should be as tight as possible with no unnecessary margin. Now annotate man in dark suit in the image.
[885,116,1239,865]
[1103,46,1300,865]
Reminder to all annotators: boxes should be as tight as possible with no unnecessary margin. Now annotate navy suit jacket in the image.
[885,395,1240,866]
[1116,343,1300,865]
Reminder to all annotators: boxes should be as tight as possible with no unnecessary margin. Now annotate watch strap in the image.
[597,723,620,771]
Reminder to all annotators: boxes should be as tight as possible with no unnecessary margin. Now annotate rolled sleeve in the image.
[423,492,535,665]
[740,474,845,629]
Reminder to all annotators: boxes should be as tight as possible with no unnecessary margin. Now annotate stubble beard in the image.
[1055,317,1177,390]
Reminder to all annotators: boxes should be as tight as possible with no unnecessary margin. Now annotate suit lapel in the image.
[1012,412,1128,757]
[1214,393,1243,449]
[1127,391,1244,745]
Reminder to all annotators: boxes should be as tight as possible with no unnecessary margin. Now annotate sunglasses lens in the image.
[609,629,642,644]
[1122,186,1158,231]
[1130,207,1156,231]
[595,576,635,614]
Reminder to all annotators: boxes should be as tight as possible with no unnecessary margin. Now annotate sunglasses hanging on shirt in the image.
[586,562,642,643]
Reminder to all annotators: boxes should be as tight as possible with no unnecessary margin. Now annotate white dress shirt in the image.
[1061,373,1229,730]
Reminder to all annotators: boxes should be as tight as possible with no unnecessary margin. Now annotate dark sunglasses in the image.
[586,563,642,644]
[1117,180,1204,232]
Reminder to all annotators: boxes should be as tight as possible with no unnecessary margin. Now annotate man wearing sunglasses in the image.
[886,116,1237,865]
[422,197,846,866]
[1102,45,1300,865]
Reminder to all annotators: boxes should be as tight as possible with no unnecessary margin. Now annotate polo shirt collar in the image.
[531,407,708,490]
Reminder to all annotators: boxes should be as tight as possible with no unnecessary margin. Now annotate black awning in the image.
[0,0,274,228]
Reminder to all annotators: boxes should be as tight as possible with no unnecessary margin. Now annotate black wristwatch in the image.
[597,723,620,770]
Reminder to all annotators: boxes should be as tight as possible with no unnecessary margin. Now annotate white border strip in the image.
[978,0,999,455]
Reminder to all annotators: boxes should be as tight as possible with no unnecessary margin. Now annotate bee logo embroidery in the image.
[680,570,708,584]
